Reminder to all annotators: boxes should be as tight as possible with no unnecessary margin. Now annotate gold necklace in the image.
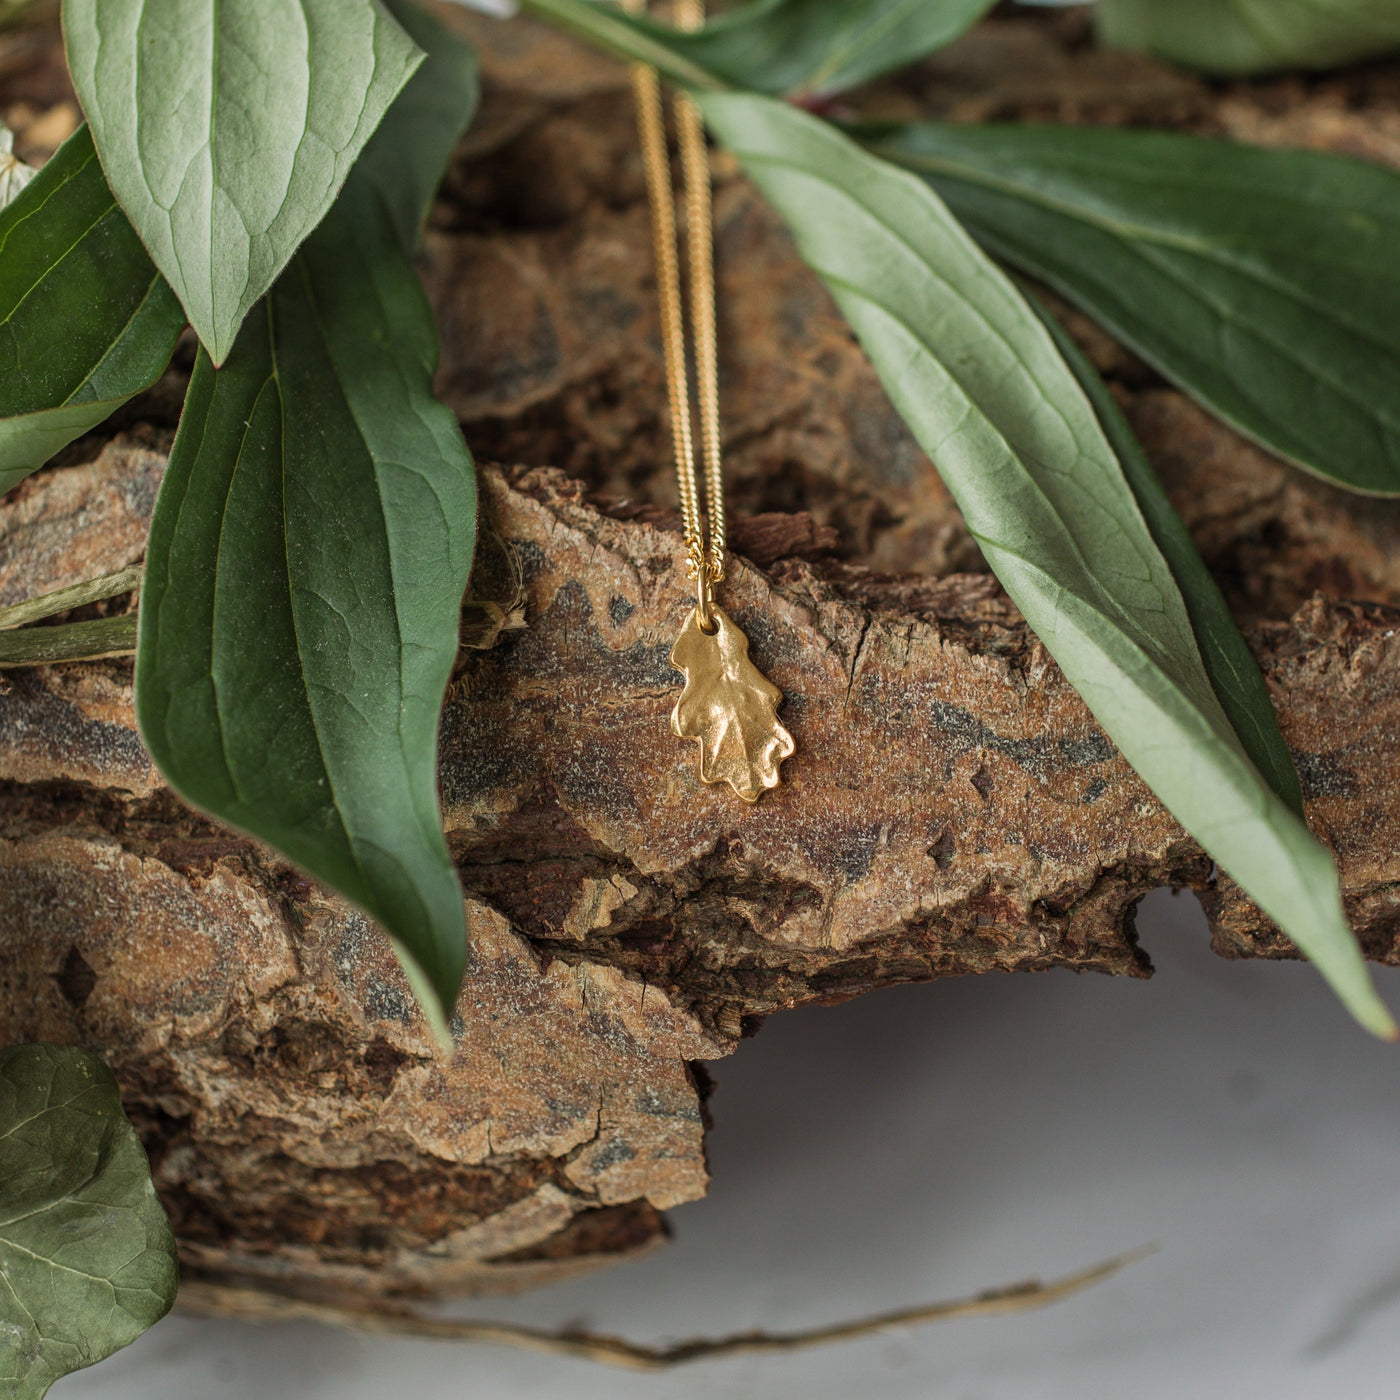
[624,0,795,804]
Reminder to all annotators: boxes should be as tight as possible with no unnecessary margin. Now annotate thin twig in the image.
[176,1247,1152,1372]
[0,564,143,629]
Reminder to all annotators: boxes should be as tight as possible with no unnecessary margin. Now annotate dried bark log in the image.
[4,454,1400,1302]
[3,5,1400,1303]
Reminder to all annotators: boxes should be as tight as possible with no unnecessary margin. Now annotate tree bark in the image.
[2,4,1400,1303]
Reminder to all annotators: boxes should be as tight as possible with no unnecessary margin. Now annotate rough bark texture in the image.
[3,4,1400,1302]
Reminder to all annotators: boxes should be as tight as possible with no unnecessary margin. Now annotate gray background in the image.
[63,890,1400,1399]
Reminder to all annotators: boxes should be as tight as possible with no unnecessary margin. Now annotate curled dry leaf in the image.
[670,605,795,802]
[458,528,528,651]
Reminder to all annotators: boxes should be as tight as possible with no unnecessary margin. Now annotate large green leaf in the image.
[1098,0,1400,74]
[1031,295,1305,817]
[0,125,183,493]
[867,123,1400,497]
[62,0,424,366]
[702,93,1393,1037]
[0,1044,177,1399]
[135,9,479,1029]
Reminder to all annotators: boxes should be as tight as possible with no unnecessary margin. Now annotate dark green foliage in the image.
[134,6,480,1027]
[871,123,1400,496]
[1098,0,1400,75]
[0,125,183,491]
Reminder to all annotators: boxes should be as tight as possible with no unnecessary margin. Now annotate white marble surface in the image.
[62,890,1400,1399]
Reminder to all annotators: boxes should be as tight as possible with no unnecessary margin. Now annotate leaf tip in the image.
[1350,986,1398,1042]
[393,943,462,1059]
[203,334,229,371]
[418,988,458,1059]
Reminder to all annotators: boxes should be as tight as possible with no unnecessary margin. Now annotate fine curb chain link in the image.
[675,0,725,581]
[623,0,725,622]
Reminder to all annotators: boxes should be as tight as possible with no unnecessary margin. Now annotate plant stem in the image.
[0,614,138,667]
[515,0,728,90]
[0,564,143,630]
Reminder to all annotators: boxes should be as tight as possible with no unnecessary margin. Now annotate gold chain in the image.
[640,0,796,801]
[623,0,725,628]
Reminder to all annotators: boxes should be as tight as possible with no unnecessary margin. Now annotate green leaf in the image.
[868,122,1400,497]
[1029,295,1305,817]
[702,92,1394,1037]
[573,0,995,97]
[0,125,184,493]
[0,1044,177,1399]
[1097,0,1400,75]
[518,0,991,95]
[358,0,480,255]
[62,0,425,366]
[515,0,726,89]
[689,0,996,96]
[136,12,480,1027]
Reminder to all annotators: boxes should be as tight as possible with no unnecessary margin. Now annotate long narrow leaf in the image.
[517,0,993,95]
[63,0,424,365]
[359,0,481,253]
[1097,0,1400,75]
[135,10,480,1026]
[0,125,183,492]
[1030,295,1305,817]
[610,0,993,96]
[702,93,1393,1036]
[867,123,1400,497]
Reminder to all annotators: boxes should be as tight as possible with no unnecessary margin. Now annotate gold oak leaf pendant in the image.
[671,605,795,803]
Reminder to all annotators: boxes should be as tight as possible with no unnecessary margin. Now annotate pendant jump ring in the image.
[696,567,716,634]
